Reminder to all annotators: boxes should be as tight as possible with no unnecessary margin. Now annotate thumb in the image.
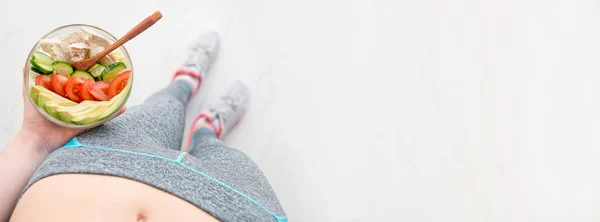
[115,106,127,117]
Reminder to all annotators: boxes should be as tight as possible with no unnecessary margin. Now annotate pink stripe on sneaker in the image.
[173,68,204,98]
[188,112,223,147]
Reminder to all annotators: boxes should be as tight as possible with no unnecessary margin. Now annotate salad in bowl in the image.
[24,24,133,128]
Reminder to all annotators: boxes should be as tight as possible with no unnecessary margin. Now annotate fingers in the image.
[22,85,37,116]
[22,74,27,100]
[115,106,127,117]
[70,126,88,136]
[22,84,31,108]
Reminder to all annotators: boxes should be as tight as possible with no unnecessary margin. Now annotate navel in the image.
[136,211,148,222]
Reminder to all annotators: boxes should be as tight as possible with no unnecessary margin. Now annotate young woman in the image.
[0,32,287,222]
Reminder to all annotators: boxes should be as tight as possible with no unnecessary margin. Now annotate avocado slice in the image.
[56,101,97,122]
[33,86,77,120]
[37,94,50,113]
[99,82,131,120]
[30,85,76,107]
[37,93,76,108]
[44,103,64,119]
[71,101,111,125]
[29,82,132,125]
[29,86,43,107]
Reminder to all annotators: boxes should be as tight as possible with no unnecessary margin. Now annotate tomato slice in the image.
[35,75,51,90]
[108,70,131,99]
[90,81,110,101]
[50,74,69,97]
[80,79,96,101]
[65,77,85,103]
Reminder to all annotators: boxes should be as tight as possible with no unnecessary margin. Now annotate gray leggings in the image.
[25,81,287,222]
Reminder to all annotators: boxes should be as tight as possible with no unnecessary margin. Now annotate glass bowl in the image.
[23,24,134,129]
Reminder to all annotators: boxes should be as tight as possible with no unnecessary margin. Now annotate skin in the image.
[11,175,219,222]
[1,85,218,221]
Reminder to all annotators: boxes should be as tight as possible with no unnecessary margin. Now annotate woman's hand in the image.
[19,87,125,155]
[20,87,84,155]
[0,86,126,221]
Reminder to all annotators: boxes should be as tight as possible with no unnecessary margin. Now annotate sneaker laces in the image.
[211,96,238,128]
[183,53,208,72]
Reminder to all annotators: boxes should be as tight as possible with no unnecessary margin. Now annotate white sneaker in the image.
[209,80,250,137]
[181,31,220,75]
[188,80,249,141]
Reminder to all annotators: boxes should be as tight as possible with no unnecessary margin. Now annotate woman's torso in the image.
[11,174,219,222]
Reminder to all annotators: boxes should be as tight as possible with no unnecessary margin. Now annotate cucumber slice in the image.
[32,51,54,65]
[52,61,74,76]
[88,63,106,78]
[30,51,54,74]
[101,62,126,82]
[71,70,95,81]
[30,66,45,74]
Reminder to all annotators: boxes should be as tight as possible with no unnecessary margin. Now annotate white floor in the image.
[2,0,600,221]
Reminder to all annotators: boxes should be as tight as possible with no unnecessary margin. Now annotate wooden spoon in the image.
[72,11,163,70]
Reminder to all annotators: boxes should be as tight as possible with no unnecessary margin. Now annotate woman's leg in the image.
[75,31,220,152]
[185,81,287,217]
[76,80,192,151]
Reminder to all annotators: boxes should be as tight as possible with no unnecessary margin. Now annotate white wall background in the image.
[2,0,600,221]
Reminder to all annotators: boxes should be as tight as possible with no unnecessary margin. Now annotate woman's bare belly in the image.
[11,174,219,222]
